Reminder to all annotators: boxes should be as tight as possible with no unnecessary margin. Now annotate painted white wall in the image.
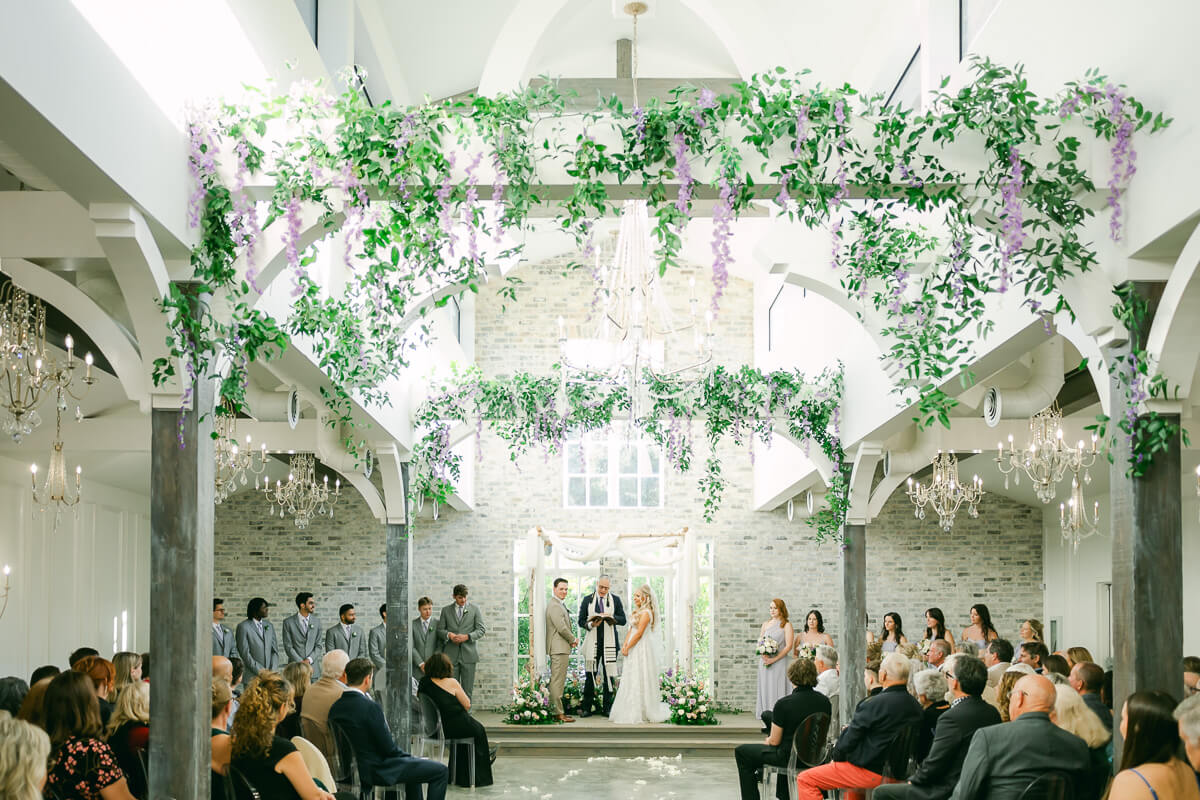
[1041,481,1200,666]
[0,454,150,681]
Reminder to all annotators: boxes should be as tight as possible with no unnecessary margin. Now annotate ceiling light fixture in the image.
[906,451,984,531]
[995,403,1097,503]
[262,452,341,530]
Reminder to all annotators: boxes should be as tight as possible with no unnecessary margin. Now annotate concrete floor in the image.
[445,755,738,798]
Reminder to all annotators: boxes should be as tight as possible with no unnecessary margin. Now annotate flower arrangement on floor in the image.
[502,676,556,725]
[660,669,718,726]
[795,643,817,662]
[562,667,587,715]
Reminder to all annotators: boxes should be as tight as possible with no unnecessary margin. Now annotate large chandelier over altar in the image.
[1,282,95,442]
[262,452,341,529]
[995,403,1097,503]
[906,451,984,531]
[556,200,713,404]
[214,412,268,504]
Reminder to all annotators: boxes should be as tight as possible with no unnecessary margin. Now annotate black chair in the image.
[226,765,262,800]
[1018,770,1073,800]
[762,711,832,800]
[131,748,150,800]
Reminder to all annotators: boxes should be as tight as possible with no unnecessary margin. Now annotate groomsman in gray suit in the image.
[282,592,324,678]
[235,597,280,676]
[325,603,365,659]
[212,598,238,658]
[412,597,437,680]
[368,603,387,693]
[435,584,486,699]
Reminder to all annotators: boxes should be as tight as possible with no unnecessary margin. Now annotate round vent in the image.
[805,490,815,515]
[286,387,301,429]
[363,450,374,480]
[983,387,1002,428]
[882,450,892,478]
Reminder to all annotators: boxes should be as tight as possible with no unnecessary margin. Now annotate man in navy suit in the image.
[328,658,448,800]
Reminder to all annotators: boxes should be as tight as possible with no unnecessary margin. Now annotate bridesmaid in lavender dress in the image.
[755,598,795,726]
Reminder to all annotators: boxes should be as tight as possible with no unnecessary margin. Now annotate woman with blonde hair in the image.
[1065,646,1095,668]
[17,677,52,729]
[996,663,1035,722]
[1054,682,1112,793]
[229,671,337,800]
[277,661,313,739]
[1018,618,1044,644]
[610,584,671,724]
[111,653,142,692]
[105,681,151,798]
[0,711,52,800]
[755,597,794,726]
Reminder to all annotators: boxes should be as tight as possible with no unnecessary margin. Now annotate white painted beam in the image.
[0,192,104,260]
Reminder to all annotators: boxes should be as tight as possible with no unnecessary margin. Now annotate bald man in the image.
[950,674,1091,800]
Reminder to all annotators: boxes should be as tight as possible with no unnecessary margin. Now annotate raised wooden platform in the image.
[478,710,763,758]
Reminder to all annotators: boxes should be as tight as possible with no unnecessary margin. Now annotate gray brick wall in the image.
[213,256,1043,710]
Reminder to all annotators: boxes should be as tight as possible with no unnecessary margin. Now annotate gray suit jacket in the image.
[368,622,387,671]
[950,711,1092,800]
[282,613,324,677]
[435,603,485,664]
[412,617,437,675]
[325,622,365,659]
[235,618,280,676]
[212,624,238,658]
[546,600,575,655]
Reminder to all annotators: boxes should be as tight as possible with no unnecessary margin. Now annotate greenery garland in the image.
[171,58,1176,505]
[411,364,847,538]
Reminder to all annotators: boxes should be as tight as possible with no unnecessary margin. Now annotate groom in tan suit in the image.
[546,577,578,723]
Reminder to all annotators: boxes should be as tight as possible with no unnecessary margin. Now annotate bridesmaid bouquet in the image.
[755,636,780,656]
[796,643,817,661]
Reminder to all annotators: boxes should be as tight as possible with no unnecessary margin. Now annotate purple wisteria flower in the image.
[490,149,507,244]
[697,88,717,110]
[284,195,305,297]
[794,104,810,156]
[673,133,694,219]
[997,145,1025,293]
[949,236,967,305]
[230,139,263,288]
[436,152,459,256]
[1106,85,1137,242]
[464,151,484,264]
[186,120,217,229]
[710,176,736,312]
[631,105,647,143]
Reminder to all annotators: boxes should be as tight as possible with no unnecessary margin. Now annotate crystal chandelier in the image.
[556,200,713,409]
[995,403,1097,503]
[1,282,95,442]
[262,452,341,529]
[1059,473,1100,551]
[214,412,268,504]
[906,451,984,531]
[30,389,82,521]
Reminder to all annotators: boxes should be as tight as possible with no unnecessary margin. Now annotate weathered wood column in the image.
[840,523,867,723]
[384,462,414,746]
[1107,281,1184,761]
[148,380,215,799]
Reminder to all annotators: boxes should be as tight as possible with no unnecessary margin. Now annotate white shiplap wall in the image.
[0,454,150,680]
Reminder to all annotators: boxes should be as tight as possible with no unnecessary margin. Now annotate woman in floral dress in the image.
[43,670,137,800]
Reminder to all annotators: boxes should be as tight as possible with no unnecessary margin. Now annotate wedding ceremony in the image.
[2,0,1200,798]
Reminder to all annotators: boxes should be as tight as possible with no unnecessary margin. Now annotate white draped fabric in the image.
[526,527,699,675]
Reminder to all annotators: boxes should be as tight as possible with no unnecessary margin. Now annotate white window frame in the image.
[562,425,665,509]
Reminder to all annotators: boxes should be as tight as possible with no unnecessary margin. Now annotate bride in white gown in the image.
[609,584,671,724]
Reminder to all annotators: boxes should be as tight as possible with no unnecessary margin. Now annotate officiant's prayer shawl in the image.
[582,593,621,688]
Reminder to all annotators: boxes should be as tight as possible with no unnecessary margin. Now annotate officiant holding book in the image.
[578,575,626,717]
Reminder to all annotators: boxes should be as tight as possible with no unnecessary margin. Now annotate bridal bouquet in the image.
[755,636,780,657]
[660,669,718,726]
[502,677,556,725]
[796,643,817,661]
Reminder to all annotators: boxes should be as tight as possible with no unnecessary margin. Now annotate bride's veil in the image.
[634,584,668,671]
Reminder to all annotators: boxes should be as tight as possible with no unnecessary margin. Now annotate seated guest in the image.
[17,677,52,728]
[300,649,351,761]
[1068,661,1112,731]
[858,660,883,711]
[0,676,29,715]
[104,681,151,799]
[926,639,952,671]
[212,679,234,799]
[995,663,1035,722]
[952,674,1090,799]
[797,653,921,800]
[328,658,449,799]
[1108,690,1200,800]
[955,642,979,659]
[1017,641,1049,673]
[230,657,245,697]
[229,671,340,800]
[1175,693,1200,773]
[31,664,61,686]
[1065,646,1094,669]
[814,645,839,699]
[1052,683,1111,798]
[911,668,950,764]
[69,647,100,668]
[73,655,117,727]
[213,656,239,730]
[418,653,496,788]
[44,670,138,800]
[139,653,149,683]
[873,655,1000,800]
[735,657,832,800]
[1018,619,1044,644]
[1041,653,1070,679]
[277,661,313,740]
[111,653,142,692]
[1185,656,1200,698]
[0,712,52,800]
[983,640,1013,688]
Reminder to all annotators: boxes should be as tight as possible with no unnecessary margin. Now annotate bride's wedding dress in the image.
[609,610,671,724]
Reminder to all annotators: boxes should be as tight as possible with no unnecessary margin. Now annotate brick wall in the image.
[213,256,1044,710]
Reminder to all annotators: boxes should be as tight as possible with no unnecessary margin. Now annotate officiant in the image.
[577,575,627,717]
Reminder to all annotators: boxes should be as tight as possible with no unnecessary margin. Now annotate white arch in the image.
[1146,217,1200,399]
